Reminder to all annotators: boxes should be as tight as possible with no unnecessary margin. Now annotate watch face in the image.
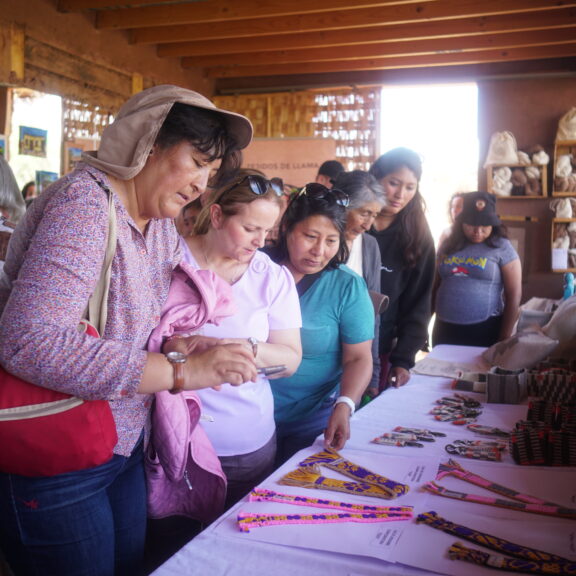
[166,351,187,363]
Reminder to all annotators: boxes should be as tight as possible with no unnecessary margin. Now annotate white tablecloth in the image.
[153,345,576,576]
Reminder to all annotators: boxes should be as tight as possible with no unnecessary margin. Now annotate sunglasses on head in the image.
[236,174,284,197]
[297,183,350,207]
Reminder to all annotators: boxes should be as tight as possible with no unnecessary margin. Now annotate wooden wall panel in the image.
[478,76,576,300]
[0,0,210,105]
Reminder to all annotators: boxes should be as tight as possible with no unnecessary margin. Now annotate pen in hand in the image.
[257,365,286,376]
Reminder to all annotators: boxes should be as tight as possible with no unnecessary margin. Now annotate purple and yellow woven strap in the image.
[417,511,571,564]
[298,448,409,498]
[237,510,410,533]
[448,542,576,575]
[249,489,413,515]
[278,467,397,500]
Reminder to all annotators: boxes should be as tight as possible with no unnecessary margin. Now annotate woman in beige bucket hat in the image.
[0,85,255,575]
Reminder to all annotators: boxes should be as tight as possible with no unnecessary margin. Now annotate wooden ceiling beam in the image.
[205,43,576,78]
[101,0,574,32]
[57,0,184,11]
[157,7,576,56]
[214,57,576,93]
[134,0,576,43]
[182,28,576,68]
[97,0,433,29]
[62,0,428,17]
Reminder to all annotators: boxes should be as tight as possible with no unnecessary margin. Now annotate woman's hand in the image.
[183,343,257,390]
[387,366,410,388]
[323,403,352,451]
[163,334,224,355]
[139,344,257,394]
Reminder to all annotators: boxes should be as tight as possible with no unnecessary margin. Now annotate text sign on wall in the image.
[242,137,337,189]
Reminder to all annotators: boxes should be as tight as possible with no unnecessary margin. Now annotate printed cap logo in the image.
[475,200,486,211]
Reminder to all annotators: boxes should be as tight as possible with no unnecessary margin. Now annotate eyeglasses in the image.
[297,183,350,207]
[238,174,284,197]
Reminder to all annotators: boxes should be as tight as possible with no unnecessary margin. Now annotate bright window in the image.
[8,88,62,191]
[379,83,479,244]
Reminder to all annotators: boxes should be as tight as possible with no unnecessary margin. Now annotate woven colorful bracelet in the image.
[417,511,571,564]
[278,467,396,500]
[298,448,409,498]
[436,459,572,509]
[237,511,410,533]
[448,542,576,575]
[423,481,576,519]
[248,488,413,515]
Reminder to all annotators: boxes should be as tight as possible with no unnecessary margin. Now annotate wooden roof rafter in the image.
[52,0,576,92]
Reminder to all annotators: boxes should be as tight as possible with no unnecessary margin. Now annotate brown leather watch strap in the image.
[170,362,185,395]
[166,352,187,395]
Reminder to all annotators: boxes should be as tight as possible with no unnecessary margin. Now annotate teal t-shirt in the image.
[271,265,374,423]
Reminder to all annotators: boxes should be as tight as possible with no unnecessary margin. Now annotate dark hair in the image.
[332,170,385,211]
[448,191,465,222]
[440,214,509,257]
[274,187,349,269]
[21,181,36,200]
[183,198,202,214]
[369,147,427,268]
[438,213,508,257]
[154,102,243,188]
[194,169,282,235]
[317,160,345,180]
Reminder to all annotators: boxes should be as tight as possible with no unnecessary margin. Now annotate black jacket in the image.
[358,233,382,389]
[368,218,435,370]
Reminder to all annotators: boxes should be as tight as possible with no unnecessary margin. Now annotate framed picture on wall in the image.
[64,138,97,173]
[35,171,59,194]
[19,126,48,158]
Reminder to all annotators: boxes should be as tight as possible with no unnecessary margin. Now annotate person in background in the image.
[0,157,26,224]
[368,147,435,392]
[315,159,345,189]
[170,171,302,507]
[433,191,522,347]
[0,157,26,271]
[265,183,374,464]
[176,198,203,237]
[0,85,257,576]
[332,170,386,392]
[21,181,37,208]
[438,191,465,248]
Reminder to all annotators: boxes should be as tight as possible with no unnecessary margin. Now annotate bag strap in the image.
[85,175,118,336]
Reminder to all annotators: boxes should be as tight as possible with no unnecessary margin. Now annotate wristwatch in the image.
[166,351,187,395]
[247,336,258,358]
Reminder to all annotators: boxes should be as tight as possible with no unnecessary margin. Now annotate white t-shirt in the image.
[346,235,363,277]
[180,239,302,456]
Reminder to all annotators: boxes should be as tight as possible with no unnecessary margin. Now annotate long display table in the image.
[153,345,576,576]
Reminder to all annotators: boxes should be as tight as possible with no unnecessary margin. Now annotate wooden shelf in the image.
[487,164,547,198]
[551,217,576,272]
[552,140,576,197]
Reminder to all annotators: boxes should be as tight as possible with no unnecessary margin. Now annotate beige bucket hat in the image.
[83,85,253,180]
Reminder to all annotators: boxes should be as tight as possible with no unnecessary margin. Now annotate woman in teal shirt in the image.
[265,183,374,464]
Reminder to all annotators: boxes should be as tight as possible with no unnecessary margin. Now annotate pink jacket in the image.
[146,261,236,523]
[147,260,236,352]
